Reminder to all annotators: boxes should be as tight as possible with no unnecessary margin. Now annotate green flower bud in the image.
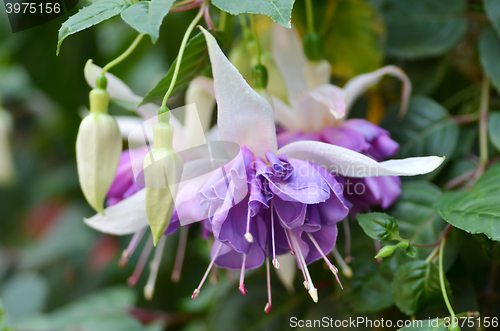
[251,64,269,89]
[397,241,409,250]
[375,245,397,259]
[144,111,184,246]
[0,106,15,186]
[76,88,122,214]
[303,32,324,61]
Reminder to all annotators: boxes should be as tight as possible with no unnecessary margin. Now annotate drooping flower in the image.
[76,76,122,214]
[271,25,412,211]
[172,27,444,310]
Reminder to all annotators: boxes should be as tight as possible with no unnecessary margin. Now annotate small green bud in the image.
[375,245,397,259]
[397,241,409,250]
[251,64,268,89]
[95,74,108,89]
[303,32,324,61]
[77,89,122,214]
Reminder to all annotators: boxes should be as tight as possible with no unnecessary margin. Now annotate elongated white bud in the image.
[76,86,122,214]
[144,110,184,246]
[0,106,15,186]
[304,60,332,90]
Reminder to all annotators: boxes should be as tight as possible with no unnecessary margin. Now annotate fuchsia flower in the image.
[172,27,444,310]
[271,25,412,212]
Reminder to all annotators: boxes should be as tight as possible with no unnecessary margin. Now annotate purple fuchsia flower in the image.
[83,62,217,299]
[271,25,412,212]
[171,27,444,311]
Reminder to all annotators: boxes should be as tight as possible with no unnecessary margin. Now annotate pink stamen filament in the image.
[332,248,353,279]
[283,227,295,255]
[289,230,318,303]
[192,242,223,299]
[144,236,167,300]
[239,253,248,295]
[271,202,279,269]
[264,257,272,313]
[120,228,147,268]
[204,3,215,29]
[127,235,154,287]
[306,233,343,289]
[288,230,308,289]
[171,227,189,283]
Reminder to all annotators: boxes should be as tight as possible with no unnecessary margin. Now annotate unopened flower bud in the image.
[76,83,122,214]
[251,64,269,89]
[303,32,324,61]
[144,109,184,246]
[0,106,15,186]
[375,245,397,259]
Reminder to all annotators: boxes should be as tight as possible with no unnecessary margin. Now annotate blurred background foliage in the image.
[1,0,500,330]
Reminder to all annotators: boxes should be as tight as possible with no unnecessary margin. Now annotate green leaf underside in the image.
[356,212,399,241]
[438,164,500,242]
[121,0,176,43]
[211,0,295,28]
[479,27,500,94]
[484,0,500,38]
[381,0,467,58]
[392,260,451,316]
[142,30,225,103]
[57,0,131,55]
[488,112,500,153]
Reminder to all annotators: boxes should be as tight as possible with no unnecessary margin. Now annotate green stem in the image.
[305,0,314,33]
[249,14,262,64]
[439,238,456,320]
[161,4,206,109]
[479,77,490,165]
[218,10,227,31]
[101,33,144,75]
[425,245,440,263]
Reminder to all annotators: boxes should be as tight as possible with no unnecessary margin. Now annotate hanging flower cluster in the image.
[74,20,444,312]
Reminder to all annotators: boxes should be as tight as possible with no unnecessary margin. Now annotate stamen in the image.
[144,236,167,300]
[127,235,154,287]
[332,248,353,279]
[306,233,343,289]
[204,3,215,29]
[171,227,189,283]
[192,242,223,299]
[239,253,248,295]
[120,228,147,268]
[245,208,254,243]
[270,202,279,269]
[290,230,318,303]
[283,228,295,255]
[264,257,272,313]
[343,218,352,263]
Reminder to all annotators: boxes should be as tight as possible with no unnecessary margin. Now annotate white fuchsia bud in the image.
[144,109,184,246]
[76,75,122,214]
[0,105,15,186]
[304,59,332,91]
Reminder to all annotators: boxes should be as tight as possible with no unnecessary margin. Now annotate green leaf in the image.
[488,111,500,153]
[381,0,467,58]
[351,263,394,313]
[479,27,500,94]
[392,260,451,316]
[121,0,176,43]
[357,212,400,241]
[474,163,500,195]
[484,0,500,37]
[57,0,131,55]
[143,30,226,103]
[211,0,295,28]
[440,197,500,242]
[381,96,459,178]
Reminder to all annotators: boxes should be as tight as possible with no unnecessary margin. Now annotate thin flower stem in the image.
[305,0,314,33]
[332,248,353,278]
[425,245,440,263]
[101,34,144,75]
[479,77,491,165]
[249,14,262,64]
[161,4,205,109]
[218,10,227,31]
[439,238,456,320]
